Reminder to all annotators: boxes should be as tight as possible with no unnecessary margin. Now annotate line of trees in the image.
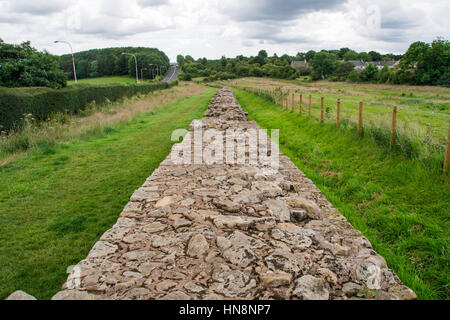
[177,50,298,81]
[177,38,449,87]
[60,47,170,80]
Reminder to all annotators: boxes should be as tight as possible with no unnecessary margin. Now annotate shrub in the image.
[347,70,361,82]
[0,80,178,131]
[178,72,192,81]
[0,39,67,89]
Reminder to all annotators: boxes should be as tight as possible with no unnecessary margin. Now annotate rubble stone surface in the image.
[51,88,416,300]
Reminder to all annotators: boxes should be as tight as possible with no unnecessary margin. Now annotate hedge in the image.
[0,80,179,131]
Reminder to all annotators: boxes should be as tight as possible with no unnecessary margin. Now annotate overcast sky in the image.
[0,0,448,61]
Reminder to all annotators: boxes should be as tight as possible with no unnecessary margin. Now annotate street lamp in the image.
[122,52,138,84]
[141,68,148,82]
[55,40,77,83]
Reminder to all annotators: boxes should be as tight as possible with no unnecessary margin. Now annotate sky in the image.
[0,0,449,62]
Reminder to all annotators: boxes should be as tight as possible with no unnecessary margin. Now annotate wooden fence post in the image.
[390,106,398,149]
[443,121,450,174]
[286,94,289,110]
[291,93,295,111]
[358,102,364,135]
[309,95,312,118]
[299,94,303,115]
[337,99,341,128]
[320,97,324,122]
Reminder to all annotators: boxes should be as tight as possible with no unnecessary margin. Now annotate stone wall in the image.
[50,88,416,300]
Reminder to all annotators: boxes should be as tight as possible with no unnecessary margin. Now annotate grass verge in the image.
[234,88,449,300]
[0,86,217,299]
[228,78,450,143]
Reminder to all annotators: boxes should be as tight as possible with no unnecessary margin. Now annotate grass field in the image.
[233,88,449,300]
[226,78,450,144]
[0,84,217,299]
[67,76,140,85]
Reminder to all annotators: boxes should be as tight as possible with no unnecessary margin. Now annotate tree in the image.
[89,60,99,77]
[358,52,372,62]
[347,70,360,82]
[258,50,268,59]
[184,55,195,63]
[60,47,170,80]
[333,61,355,81]
[220,56,227,68]
[311,52,339,79]
[305,50,316,62]
[369,51,382,61]
[177,55,185,67]
[400,38,450,85]
[360,63,378,81]
[296,64,311,76]
[249,66,263,77]
[338,48,351,59]
[343,50,359,61]
[0,39,66,88]
[378,65,394,83]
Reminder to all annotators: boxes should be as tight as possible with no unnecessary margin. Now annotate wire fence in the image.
[229,83,450,175]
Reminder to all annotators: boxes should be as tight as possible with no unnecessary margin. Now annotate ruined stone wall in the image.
[51,88,415,300]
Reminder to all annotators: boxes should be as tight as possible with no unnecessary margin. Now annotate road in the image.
[162,65,180,82]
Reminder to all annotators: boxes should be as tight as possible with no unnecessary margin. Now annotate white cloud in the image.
[0,0,448,61]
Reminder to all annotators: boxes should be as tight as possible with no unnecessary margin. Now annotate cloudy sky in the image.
[0,0,448,61]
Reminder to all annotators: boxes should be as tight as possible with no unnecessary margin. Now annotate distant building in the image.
[348,60,399,71]
[348,60,368,71]
[291,59,309,69]
[372,60,400,69]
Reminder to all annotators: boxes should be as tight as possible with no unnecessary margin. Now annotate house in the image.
[291,59,309,69]
[349,60,399,71]
[348,60,369,71]
[372,60,399,70]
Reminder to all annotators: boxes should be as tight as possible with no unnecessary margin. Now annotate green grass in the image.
[67,76,139,85]
[0,87,217,300]
[233,88,449,300]
[229,78,450,144]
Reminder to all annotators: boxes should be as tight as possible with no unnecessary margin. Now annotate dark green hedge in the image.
[0,80,178,131]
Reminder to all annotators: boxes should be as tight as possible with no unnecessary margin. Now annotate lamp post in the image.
[141,68,148,82]
[122,52,138,84]
[55,40,77,83]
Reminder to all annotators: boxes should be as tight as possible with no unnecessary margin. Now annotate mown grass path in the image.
[0,87,217,299]
[234,88,449,300]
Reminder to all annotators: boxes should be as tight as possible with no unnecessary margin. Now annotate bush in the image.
[347,70,361,82]
[311,71,322,81]
[0,80,178,131]
[178,72,192,81]
[0,39,67,89]
[360,63,379,82]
